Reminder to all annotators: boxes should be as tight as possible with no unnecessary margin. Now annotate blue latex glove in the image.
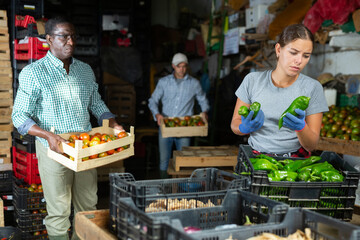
[239,110,265,134]
[283,109,306,131]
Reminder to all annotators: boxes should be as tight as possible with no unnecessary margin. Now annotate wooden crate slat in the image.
[0,108,12,116]
[0,89,12,99]
[0,98,13,107]
[0,28,8,43]
[0,67,12,78]
[0,43,9,50]
[172,145,238,171]
[316,137,360,156]
[0,198,3,227]
[0,10,7,19]
[0,77,12,86]
[0,60,11,68]
[0,146,11,164]
[0,49,10,60]
[0,131,12,148]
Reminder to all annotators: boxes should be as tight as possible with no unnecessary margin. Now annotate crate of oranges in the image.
[160,113,208,138]
[47,119,135,172]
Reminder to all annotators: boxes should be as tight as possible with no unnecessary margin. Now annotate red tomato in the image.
[101,134,110,141]
[107,149,115,155]
[99,152,108,158]
[117,131,128,139]
[116,147,124,152]
[69,134,79,142]
[89,154,98,159]
[79,133,90,141]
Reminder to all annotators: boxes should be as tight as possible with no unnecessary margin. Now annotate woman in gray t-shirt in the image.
[230,24,328,156]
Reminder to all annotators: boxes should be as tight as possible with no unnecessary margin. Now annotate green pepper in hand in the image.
[249,102,261,118]
[238,106,249,118]
[278,96,310,129]
[238,102,261,120]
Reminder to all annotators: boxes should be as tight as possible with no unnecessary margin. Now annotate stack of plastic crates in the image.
[12,146,41,185]
[117,189,289,240]
[109,168,250,235]
[236,144,360,221]
[14,37,49,61]
[161,207,360,240]
[13,177,48,239]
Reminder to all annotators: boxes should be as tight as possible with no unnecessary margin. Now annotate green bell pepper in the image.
[311,162,339,176]
[252,159,278,172]
[298,171,311,182]
[249,102,261,118]
[320,171,344,182]
[269,170,298,182]
[256,154,283,169]
[278,159,294,166]
[283,156,321,172]
[238,102,261,119]
[297,162,326,173]
[278,96,310,129]
[238,106,249,118]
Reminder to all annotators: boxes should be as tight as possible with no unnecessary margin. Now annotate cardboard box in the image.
[47,120,135,172]
[160,114,208,138]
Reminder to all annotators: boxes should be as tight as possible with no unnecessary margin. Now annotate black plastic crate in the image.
[236,144,360,221]
[188,207,360,240]
[15,208,47,231]
[13,177,46,211]
[0,227,22,240]
[12,129,36,153]
[117,189,289,240]
[109,168,250,234]
[0,170,13,192]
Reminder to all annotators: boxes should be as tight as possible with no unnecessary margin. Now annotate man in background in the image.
[148,53,209,178]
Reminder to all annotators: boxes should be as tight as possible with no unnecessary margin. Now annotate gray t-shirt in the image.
[235,70,329,154]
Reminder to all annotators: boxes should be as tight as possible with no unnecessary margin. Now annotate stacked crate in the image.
[168,146,238,178]
[104,72,136,130]
[0,10,13,165]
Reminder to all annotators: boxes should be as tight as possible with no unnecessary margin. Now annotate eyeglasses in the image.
[52,34,78,41]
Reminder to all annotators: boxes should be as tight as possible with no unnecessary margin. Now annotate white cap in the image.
[172,53,188,66]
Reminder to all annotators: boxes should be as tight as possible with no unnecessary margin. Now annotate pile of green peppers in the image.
[249,154,344,182]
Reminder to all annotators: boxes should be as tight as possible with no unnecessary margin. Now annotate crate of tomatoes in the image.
[47,119,135,172]
[160,114,208,138]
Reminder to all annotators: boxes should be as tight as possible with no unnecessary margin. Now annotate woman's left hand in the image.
[283,109,306,131]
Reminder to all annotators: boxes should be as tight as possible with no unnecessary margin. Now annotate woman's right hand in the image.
[239,109,265,134]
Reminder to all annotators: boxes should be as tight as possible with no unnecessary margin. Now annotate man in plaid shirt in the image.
[12,16,123,239]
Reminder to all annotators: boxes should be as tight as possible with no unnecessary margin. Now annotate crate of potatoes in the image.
[47,119,134,172]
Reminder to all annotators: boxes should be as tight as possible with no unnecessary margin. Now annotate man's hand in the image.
[109,118,124,132]
[155,114,164,126]
[201,112,208,121]
[46,132,67,154]
[239,110,265,134]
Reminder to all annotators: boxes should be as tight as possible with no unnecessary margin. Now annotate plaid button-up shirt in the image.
[148,73,209,120]
[12,51,114,147]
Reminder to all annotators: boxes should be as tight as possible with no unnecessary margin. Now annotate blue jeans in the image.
[158,128,191,171]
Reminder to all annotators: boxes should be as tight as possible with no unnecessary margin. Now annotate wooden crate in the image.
[0,131,11,164]
[167,158,233,178]
[0,10,7,28]
[160,114,208,138]
[316,137,360,156]
[0,66,12,78]
[0,27,9,43]
[97,166,125,182]
[0,116,13,132]
[47,120,135,172]
[75,209,116,240]
[0,198,3,227]
[172,145,238,171]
